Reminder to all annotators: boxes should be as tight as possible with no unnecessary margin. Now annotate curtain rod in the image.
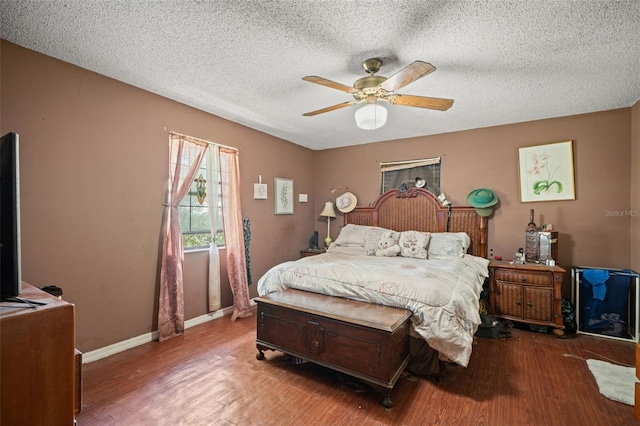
[380,157,440,166]
[169,131,238,152]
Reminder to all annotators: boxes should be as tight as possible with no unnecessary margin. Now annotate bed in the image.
[255,188,489,405]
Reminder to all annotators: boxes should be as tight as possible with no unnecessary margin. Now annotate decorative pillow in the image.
[333,224,369,247]
[364,228,387,256]
[398,230,430,259]
[428,232,471,257]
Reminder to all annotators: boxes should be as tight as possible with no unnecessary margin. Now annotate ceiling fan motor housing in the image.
[354,75,387,95]
[355,58,387,97]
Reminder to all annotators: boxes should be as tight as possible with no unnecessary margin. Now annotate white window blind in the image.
[380,157,441,194]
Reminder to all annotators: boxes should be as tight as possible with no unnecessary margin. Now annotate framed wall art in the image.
[254,183,267,199]
[274,177,294,214]
[253,175,268,200]
[518,140,575,202]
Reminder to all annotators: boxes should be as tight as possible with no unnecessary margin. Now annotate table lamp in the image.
[319,201,337,247]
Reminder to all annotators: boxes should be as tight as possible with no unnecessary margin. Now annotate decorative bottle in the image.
[526,209,537,231]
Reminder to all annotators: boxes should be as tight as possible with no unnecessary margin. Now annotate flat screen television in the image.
[1,132,22,300]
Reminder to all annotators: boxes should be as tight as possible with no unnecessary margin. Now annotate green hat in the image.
[466,188,499,217]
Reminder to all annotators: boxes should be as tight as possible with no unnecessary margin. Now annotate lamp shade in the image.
[320,201,336,218]
[355,104,387,130]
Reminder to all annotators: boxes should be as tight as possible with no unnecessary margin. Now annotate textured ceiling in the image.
[1,1,639,150]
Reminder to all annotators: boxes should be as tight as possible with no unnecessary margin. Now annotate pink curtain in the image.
[158,134,207,341]
[219,147,253,321]
[206,146,222,312]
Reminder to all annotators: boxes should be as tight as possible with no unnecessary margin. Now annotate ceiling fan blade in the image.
[388,94,454,111]
[302,101,361,116]
[379,61,436,92]
[302,76,357,93]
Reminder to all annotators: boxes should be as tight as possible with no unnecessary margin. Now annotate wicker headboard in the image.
[344,188,487,258]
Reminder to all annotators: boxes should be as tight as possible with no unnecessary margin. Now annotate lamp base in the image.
[325,236,332,248]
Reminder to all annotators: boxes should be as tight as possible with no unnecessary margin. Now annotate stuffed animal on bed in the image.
[375,231,401,257]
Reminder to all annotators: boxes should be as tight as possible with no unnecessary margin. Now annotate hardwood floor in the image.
[76,307,637,425]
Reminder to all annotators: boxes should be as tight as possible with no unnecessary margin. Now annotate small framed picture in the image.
[274,177,294,214]
[254,183,267,200]
[518,140,575,202]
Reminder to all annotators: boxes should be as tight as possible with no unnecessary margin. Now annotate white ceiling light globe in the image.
[354,104,387,130]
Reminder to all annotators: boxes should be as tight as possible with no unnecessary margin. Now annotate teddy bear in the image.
[375,231,401,257]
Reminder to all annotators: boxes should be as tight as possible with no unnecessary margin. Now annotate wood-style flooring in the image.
[76,307,637,425]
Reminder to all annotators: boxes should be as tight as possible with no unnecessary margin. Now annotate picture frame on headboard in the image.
[274,177,294,214]
[518,140,575,202]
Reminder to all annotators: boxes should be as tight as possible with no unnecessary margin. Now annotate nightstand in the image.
[300,249,324,258]
[488,260,566,337]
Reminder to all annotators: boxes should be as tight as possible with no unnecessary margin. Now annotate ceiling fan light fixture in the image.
[355,103,387,130]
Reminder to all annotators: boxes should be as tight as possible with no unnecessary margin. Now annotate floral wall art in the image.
[518,140,575,202]
[274,177,294,214]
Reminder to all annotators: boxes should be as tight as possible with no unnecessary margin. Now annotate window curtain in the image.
[207,146,221,312]
[219,147,253,321]
[158,134,207,341]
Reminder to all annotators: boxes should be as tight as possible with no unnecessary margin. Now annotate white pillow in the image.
[334,224,386,248]
[428,232,471,257]
[364,228,388,256]
[398,230,430,259]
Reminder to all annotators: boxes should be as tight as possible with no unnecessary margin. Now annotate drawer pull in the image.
[515,300,521,305]
[527,302,533,307]
[520,276,527,282]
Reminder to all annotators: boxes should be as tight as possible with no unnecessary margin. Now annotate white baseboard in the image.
[82,300,255,364]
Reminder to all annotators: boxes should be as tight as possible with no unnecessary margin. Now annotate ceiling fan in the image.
[301,58,454,118]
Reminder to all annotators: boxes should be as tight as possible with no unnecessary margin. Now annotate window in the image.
[176,155,225,249]
[380,157,441,194]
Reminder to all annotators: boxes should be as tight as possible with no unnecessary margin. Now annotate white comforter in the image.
[257,246,489,367]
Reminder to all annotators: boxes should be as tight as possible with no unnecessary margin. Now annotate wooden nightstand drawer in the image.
[494,269,552,286]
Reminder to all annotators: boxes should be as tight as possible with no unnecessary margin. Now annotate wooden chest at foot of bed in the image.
[255,289,412,407]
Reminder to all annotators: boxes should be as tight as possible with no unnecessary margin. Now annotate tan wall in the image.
[314,109,634,295]
[1,41,315,352]
[631,100,640,273]
[2,40,637,352]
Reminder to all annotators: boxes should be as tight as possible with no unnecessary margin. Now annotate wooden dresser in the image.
[256,289,411,408]
[1,283,78,425]
[488,260,565,336]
